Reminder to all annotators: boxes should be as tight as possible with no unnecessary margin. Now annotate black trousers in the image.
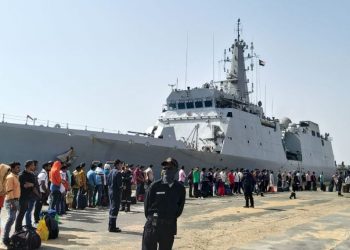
[109,192,121,230]
[244,193,254,207]
[189,182,193,197]
[15,198,30,231]
[34,193,47,223]
[121,186,132,208]
[142,220,175,250]
[193,183,199,198]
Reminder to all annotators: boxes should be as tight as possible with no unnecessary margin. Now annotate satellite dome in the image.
[280,117,292,130]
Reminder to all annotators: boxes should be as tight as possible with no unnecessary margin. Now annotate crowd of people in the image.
[180,167,350,199]
[0,159,158,246]
[0,158,349,247]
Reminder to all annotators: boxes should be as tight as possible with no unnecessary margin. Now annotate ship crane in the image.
[185,124,200,150]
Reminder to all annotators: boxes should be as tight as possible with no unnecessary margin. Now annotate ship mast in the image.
[221,19,250,103]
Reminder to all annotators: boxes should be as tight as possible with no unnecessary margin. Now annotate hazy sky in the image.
[0,1,349,164]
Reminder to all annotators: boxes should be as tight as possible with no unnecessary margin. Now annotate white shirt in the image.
[145,167,154,182]
[37,169,48,193]
[220,171,227,183]
[345,176,350,184]
[60,170,67,193]
[178,169,186,182]
[234,172,239,182]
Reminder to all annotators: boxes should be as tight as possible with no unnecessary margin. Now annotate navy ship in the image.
[0,20,335,177]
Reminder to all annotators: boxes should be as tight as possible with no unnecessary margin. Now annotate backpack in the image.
[45,215,59,239]
[8,226,41,250]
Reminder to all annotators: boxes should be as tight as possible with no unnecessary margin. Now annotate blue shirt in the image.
[87,169,96,186]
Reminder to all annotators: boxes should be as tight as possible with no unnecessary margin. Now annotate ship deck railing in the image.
[1,113,124,135]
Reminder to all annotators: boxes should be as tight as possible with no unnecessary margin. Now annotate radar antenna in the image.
[236,18,242,41]
[168,83,176,91]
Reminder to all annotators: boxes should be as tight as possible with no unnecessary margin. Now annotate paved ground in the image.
[1,190,350,250]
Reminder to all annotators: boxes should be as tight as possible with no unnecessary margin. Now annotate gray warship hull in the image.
[0,122,335,178]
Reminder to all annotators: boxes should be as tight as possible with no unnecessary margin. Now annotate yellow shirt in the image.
[5,172,20,200]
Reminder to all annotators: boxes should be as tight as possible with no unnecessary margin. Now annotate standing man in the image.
[142,157,186,250]
[94,163,104,207]
[242,169,255,208]
[49,161,62,212]
[144,165,154,189]
[178,166,186,185]
[87,164,97,208]
[187,169,193,198]
[15,160,38,231]
[71,165,81,209]
[34,162,51,224]
[192,167,200,198]
[3,162,21,247]
[107,160,123,232]
[120,164,132,212]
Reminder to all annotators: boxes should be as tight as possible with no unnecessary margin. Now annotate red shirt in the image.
[228,172,235,184]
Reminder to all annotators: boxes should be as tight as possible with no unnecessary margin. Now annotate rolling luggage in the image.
[137,194,144,202]
[77,193,87,209]
[225,185,232,195]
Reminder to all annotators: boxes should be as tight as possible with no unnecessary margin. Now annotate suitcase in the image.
[225,185,232,195]
[137,194,144,202]
[321,184,326,192]
[77,193,87,209]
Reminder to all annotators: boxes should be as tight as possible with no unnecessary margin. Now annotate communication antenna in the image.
[234,18,243,41]
[248,42,255,96]
[185,33,189,89]
[212,33,215,82]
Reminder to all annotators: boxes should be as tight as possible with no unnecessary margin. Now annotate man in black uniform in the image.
[242,169,255,208]
[142,157,186,250]
[107,160,123,233]
[338,173,344,197]
[120,164,132,212]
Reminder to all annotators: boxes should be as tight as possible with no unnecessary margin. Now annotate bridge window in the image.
[204,100,213,107]
[227,112,232,117]
[312,131,316,136]
[317,132,320,137]
[195,100,203,108]
[168,103,177,110]
[186,101,194,109]
[178,102,185,109]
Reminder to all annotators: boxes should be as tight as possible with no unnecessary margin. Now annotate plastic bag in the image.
[54,214,60,224]
[66,190,74,204]
[36,219,49,241]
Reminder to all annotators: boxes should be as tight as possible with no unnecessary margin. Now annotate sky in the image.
[0,0,349,164]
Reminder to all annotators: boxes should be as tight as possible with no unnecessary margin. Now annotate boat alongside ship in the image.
[0,20,336,178]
